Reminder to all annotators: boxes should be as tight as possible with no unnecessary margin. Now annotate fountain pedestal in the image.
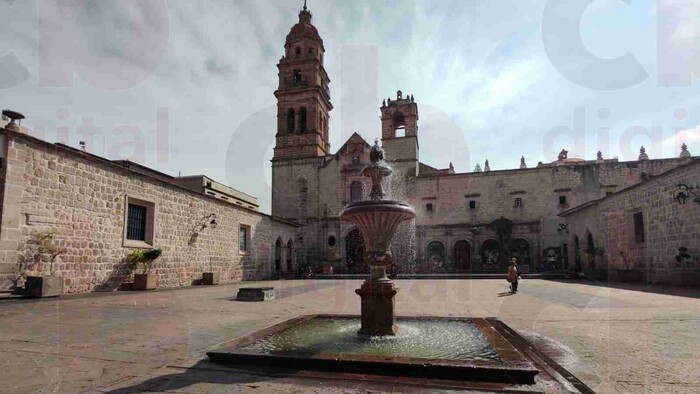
[356,279,398,336]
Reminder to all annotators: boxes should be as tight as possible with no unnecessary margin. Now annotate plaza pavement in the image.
[0,279,698,393]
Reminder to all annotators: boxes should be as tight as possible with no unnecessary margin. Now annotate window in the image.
[393,112,406,138]
[633,212,645,243]
[559,195,567,205]
[295,46,301,55]
[308,47,314,54]
[328,236,336,246]
[127,204,147,241]
[206,181,212,188]
[514,198,523,207]
[286,109,295,133]
[300,108,308,133]
[469,201,477,210]
[239,225,250,252]
[293,69,302,83]
[123,196,155,247]
[426,203,434,212]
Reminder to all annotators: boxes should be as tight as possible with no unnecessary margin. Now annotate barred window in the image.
[123,196,155,248]
[127,204,148,241]
[514,198,523,207]
[239,226,249,252]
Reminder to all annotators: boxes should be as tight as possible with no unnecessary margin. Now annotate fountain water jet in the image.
[340,140,415,336]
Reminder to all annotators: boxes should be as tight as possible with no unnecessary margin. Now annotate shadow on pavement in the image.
[497,292,515,297]
[104,360,292,393]
[544,279,700,299]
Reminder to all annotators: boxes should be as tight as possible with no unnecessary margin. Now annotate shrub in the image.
[127,249,162,274]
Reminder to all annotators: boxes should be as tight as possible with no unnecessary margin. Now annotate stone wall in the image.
[0,129,298,293]
[562,159,700,283]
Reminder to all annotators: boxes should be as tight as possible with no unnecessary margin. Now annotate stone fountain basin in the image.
[340,200,416,217]
[207,315,538,385]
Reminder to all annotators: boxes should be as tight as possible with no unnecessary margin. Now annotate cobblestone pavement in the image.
[0,279,698,393]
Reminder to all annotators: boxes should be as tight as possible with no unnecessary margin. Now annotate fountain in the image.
[207,141,566,389]
[340,140,415,336]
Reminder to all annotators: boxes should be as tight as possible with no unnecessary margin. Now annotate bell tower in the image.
[273,2,333,160]
[380,90,419,177]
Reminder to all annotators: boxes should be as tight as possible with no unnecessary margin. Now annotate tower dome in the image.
[285,2,324,49]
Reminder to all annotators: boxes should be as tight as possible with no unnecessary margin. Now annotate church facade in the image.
[271,6,696,275]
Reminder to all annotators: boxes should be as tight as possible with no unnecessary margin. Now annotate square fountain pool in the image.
[207,315,539,385]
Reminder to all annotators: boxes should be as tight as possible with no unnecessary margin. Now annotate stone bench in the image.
[237,287,275,302]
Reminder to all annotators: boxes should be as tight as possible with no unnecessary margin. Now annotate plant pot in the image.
[202,273,220,286]
[25,276,64,298]
[133,274,158,290]
[617,269,641,283]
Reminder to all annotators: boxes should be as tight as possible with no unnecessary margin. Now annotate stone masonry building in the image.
[560,159,700,284]
[271,5,698,275]
[0,122,299,293]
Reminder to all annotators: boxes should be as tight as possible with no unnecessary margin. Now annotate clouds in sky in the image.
[0,0,698,213]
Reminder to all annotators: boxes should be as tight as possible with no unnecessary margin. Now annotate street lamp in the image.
[676,184,700,206]
[197,213,218,231]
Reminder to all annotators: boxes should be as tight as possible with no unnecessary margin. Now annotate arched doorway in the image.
[481,240,501,271]
[274,239,282,275]
[426,241,446,272]
[510,239,531,266]
[454,241,471,272]
[586,233,596,270]
[574,236,581,271]
[345,229,366,274]
[286,240,293,273]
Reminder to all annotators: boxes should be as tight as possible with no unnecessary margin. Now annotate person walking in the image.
[507,258,521,293]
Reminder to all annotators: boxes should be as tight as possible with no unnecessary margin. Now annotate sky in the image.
[0,0,699,214]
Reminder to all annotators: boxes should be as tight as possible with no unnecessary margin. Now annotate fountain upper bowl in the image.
[340,200,416,219]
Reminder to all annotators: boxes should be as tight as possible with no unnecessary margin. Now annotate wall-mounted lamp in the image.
[557,224,569,235]
[676,184,700,206]
[198,213,218,231]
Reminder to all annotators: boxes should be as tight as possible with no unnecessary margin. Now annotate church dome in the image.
[286,8,323,46]
[289,17,318,37]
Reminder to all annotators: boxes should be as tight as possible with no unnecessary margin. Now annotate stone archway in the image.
[586,232,596,271]
[345,229,366,274]
[274,238,282,274]
[574,236,582,271]
[510,239,531,266]
[286,239,294,273]
[454,241,471,272]
[426,241,446,273]
[481,239,501,271]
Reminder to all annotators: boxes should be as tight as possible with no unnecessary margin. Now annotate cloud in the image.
[1,0,698,213]
[663,125,700,155]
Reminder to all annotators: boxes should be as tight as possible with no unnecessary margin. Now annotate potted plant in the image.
[23,229,67,298]
[127,249,162,290]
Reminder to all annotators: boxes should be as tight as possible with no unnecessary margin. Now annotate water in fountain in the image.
[239,317,500,362]
[383,159,418,275]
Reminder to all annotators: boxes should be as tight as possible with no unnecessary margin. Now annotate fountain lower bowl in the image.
[207,315,538,384]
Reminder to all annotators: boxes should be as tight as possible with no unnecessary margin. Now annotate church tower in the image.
[273,2,333,160]
[380,90,419,177]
